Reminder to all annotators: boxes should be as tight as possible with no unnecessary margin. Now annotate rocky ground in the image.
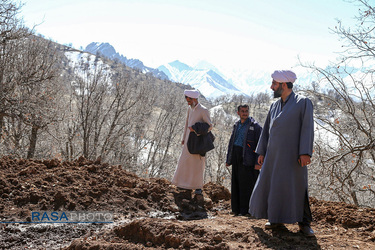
[0,156,374,249]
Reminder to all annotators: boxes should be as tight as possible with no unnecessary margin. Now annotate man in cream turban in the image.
[172,89,212,195]
[249,70,315,237]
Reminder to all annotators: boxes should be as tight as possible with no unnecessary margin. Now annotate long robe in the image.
[172,103,212,190]
[249,92,314,223]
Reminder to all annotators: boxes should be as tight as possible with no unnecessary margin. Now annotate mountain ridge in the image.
[85,42,169,81]
[84,42,248,99]
[84,42,319,99]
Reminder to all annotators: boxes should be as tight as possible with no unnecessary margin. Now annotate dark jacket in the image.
[226,117,262,167]
[187,122,214,156]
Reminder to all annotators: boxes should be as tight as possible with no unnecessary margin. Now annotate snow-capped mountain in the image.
[157,60,244,99]
[85,42,169,80]
[217,65,320,95]
[84,42,319,99]
[157,60,319,98]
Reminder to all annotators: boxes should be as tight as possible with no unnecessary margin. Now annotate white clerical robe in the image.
[172,103,212,189]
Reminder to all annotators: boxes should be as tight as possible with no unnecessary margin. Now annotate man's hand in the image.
[299,154,311,167]
[254,164,261,170]
[258,155,264,165]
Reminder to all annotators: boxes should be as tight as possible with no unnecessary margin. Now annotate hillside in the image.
[0,157,374,249]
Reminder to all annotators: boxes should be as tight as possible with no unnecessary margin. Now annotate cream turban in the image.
[184,89,200,99]
[271,70,297,83]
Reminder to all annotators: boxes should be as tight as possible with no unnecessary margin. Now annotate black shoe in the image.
[265,222,286,230]
[194,189,203,195]
[241,213,252,218]
[299,225,315,237]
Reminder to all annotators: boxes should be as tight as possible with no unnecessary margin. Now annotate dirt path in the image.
[67,207,375,249]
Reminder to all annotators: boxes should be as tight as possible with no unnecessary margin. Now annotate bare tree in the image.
[205,108,234,186]
[301,0,375,207]
[143,91,186,178]
[0,0,61,158]
[254,92,271,109]
[66,54,155,162]
[0,0,28,131]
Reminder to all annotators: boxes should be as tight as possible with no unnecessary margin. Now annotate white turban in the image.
[271,70,297,83]
[184,89,200,99]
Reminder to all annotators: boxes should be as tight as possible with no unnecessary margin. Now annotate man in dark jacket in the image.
[226,104,262,216]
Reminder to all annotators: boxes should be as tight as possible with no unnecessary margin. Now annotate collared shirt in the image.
[281,92,292,110]
[233,118,249,147]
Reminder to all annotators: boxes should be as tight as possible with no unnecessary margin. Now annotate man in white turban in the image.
[183,89,200,99]
[271,70,297,84]
[249,70,315,237]
[172,89,212,195]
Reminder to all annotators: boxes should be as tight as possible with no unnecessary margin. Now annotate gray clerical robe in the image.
[249,92,314,223]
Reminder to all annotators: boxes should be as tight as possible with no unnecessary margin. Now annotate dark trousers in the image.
[299,190,313,226]
[231,146,259,215]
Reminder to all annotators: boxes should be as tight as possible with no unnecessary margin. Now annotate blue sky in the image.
[21,0,357,72]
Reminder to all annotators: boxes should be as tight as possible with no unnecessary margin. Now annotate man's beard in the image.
[273,85,282,98]
[190,101,197,107]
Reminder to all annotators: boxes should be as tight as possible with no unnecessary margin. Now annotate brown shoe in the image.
[299,225,315,237]
[265,222,286,230]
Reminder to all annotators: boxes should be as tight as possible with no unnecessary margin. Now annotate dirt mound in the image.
[0,156,173,218]
[310,197,375,242]
[0,156,229,219]
[0,156,374,249]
